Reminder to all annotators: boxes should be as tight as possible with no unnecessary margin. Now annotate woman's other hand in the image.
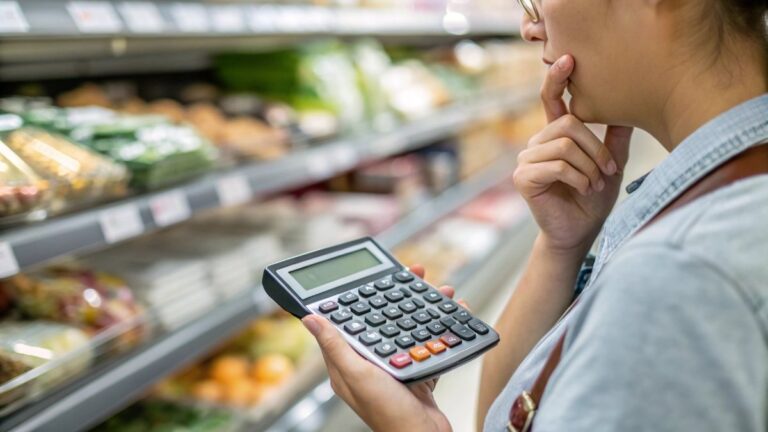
[513,54,634,255]
[302,264,463,432]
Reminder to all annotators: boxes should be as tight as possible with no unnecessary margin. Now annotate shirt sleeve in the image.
[533,244,767,432]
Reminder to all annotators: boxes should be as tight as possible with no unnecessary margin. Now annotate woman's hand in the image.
[301,265,463,432]
[513,54,634,255]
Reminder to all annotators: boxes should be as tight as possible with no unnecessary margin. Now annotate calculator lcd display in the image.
[290,248,382,291]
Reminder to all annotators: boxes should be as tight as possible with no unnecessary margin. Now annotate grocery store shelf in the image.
[0,88,537,278]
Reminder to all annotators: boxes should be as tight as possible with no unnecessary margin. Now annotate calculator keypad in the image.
[310,270,496,381]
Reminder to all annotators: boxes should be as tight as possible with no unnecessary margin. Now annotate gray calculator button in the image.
[350,301,371,315]
[331,310,353,324]
[384,290,404,303]
[438,300,458,314]
[395,335,416,348]
[365,312,386,327]
[449,324,476,341]
[453,310,472,324]
[368,296,388,309]
[399,301,417,314]
[423,291,442,303]
[380,324,400,338]
[412,311,431,324]
[412,298,425,308]
[319,301,338,313]
[359,285,377,297]
[399,287,412,298]
[468,319,490,335]
[344,320,366,335]
[375,342,397,357]
[359,331,382,346]
[375,278,395,291]
[393,271,415,283]
[411,328,431,342]
[409,282,428,293]
[427,322,446,335]
[440,316,457,327]
[383,306,404,320]
[396,318,417,331]
[427,308,440,320]
[338,292,359,305]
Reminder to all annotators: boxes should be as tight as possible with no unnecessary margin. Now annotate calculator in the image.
[263,237,500,383]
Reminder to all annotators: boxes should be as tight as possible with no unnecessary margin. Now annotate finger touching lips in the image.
[541,54,575,122]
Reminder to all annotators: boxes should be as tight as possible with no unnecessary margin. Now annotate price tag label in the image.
[211,5,245,33]
[118,2,165,33]
[248,5,277,33]
[216,175,252,206]
[100,204,144,244]
[67,1,123,33]
[150,190,191,227]
[0,1,28,33]
[0,242,19,279]
[171,2,208,32]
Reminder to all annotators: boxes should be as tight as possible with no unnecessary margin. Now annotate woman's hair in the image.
[716,0,768,44]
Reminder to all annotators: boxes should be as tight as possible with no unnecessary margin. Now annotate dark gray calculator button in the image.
[384,290,404,303]
[411,328,431,342]
[453,310,472,324]
[383,306,403,320]
[423,291,442,303]
[331,310,353,324]
[450,324,476,341]
[359,331,382,346]
[380,324,400,338]
[350,302,371,315]
[427,308,440,320]
[344,320,366,335]
[409,281,428,292]
[358,285,377,297]
[375,342,397,357]
[438,300,458,314]
[440,316,457,327]
[427,322,446,335]
[365,312,386,327]
[399,301,417,314]
[468,319,490,335]
[338,292,359,306]
[319,301,338,313]
[399,287,412,298]
[412,298,425,308]
[394,271,414,283]
[369,296,387,309]
[412,311,431,324]
[395,335,416,348]
[396,318,417,331]
[375,278,395,290]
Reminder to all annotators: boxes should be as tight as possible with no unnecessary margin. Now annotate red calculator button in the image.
[389,353,412,369]
[425,340,447,354]
[440,333,462,348]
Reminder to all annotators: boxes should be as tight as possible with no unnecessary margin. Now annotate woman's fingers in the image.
[437,285,455,299]
[302,315,369,380]
[514,159,591,196]
[519,137,605,191]
[532,114,617,176]
[541,55,574,123]
[409,264,426,279]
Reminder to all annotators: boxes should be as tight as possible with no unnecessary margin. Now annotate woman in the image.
[301,0,768,430]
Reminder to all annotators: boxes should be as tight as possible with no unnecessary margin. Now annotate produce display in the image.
[94,400,240,432]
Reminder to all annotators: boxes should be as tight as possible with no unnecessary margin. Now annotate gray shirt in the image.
[484,94,768,431]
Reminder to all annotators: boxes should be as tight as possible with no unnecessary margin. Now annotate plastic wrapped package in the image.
[0,126,52,224]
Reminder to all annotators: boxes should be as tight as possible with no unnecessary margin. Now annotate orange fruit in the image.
[209,355,249,384]
[192,380,223,403]
[252,353,294,385]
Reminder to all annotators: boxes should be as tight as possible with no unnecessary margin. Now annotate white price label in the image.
[118,2,164,33]
[0,242,19,279]
[150,190,191,227]
[0,1,28,33]
[171,3,208,32]
[306,151,335,179]
[211,5,244,33]
[248,6,276,32]
[100,204,144,244]
[67,1,123,33]
[216,175,252,206]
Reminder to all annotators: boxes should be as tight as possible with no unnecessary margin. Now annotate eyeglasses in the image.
[517,0,540,23]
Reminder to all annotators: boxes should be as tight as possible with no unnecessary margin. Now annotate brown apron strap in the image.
[507,143,768,432]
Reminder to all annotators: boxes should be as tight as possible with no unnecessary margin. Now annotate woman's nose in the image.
[520,13,546,42]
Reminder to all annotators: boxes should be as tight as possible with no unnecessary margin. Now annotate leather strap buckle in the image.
[506,391,537,432]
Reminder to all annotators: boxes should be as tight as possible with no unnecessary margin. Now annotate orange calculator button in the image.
[425,340,447,354]
[409,346,431,362]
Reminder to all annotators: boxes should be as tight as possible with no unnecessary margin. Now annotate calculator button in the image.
[368,296,388,309]
[449,324,476,341]
[412,298,425,308]
[453,310,472,324]
[383,306,403,320]
[374,278,395,291]
[365,312,386,327]
[395,335,416,348]
[440,333,462,348]
[319,301,338,314]
[380,324,400,338]
[438,300,458,314]
[409,281,428,293]
[359,331,382,346]
[468,319,490,335]
[384,290,404,303]
[411,328,431,342]
[425,340,447,355]
[423,291,442,303]
[394,271,415,283]
[426,322,446,335]
[409,346,431,362]
[358,285,377,297]
[350,302,372,315]
[344,320,366,335]
[427,309,440,320]
[399,287,412,298]
[412,311,431,324]
[331,310,353,324]
[389,352,412,369]
[338,292,359,306]
[440,316,457,327]
[375,342,397,357]
[396,318,417,331]
[399,301,418,314]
